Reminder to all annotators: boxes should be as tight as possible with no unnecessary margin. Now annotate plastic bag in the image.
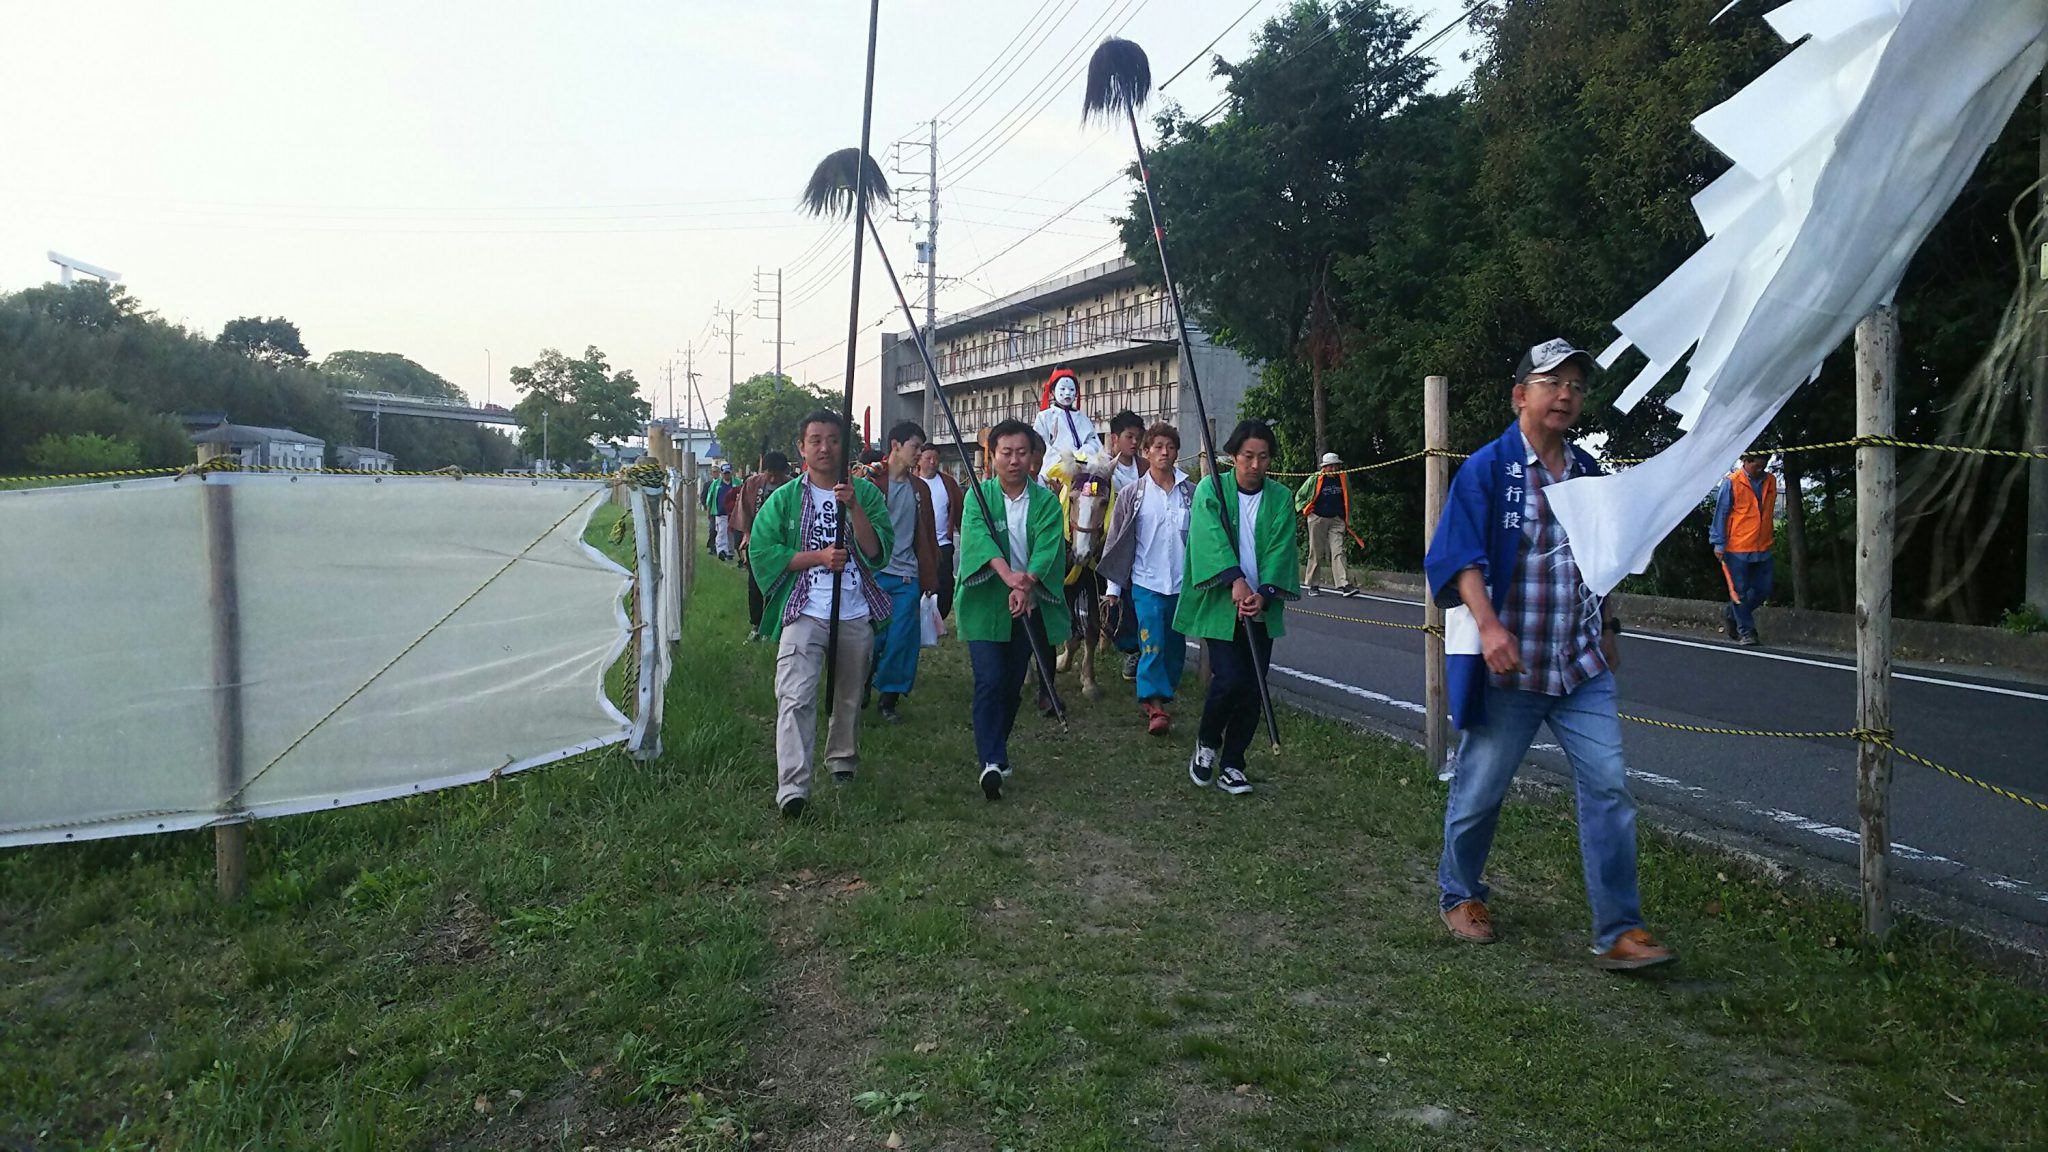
[919,592,943,647]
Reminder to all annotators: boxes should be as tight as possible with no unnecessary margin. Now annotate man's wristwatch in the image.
[1602,617,1624,635]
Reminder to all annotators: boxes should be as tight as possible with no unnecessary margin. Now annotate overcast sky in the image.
[0,0,1481,433]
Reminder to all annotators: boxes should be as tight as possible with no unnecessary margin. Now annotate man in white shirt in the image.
[1098,422,1195,734]
[916,445,963,620]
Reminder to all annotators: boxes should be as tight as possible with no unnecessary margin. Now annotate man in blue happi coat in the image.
[1422,338,1674,971]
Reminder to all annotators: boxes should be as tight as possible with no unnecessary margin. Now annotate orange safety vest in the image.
[1303,472,1350,521]
[1723,469,1776,553]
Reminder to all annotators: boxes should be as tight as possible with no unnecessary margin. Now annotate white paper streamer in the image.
[1547,0,2048,594]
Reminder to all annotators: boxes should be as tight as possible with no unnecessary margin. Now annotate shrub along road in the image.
[1,508,2043,1149]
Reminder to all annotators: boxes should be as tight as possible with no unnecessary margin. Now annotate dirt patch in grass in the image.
[418,892,494,966]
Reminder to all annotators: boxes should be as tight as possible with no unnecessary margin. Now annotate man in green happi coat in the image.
[746,411,893,820]
[1176,418,1299,797]
[955,419,1071,802]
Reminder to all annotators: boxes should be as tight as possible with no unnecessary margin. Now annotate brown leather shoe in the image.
[1593,928,1676,970]
[1441,899,1496,944]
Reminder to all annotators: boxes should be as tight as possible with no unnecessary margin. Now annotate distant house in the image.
[334,446,395,473]
[190,423,326,470]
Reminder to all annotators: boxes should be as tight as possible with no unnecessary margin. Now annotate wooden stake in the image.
[682,452,699,599]
[197,442,247,903]
[1423,375,1451,777]
[1854,305,1898,938]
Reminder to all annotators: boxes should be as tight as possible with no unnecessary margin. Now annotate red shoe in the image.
[1142,702,1171,735]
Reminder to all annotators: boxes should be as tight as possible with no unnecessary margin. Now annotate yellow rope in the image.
[1297,602,2048,816]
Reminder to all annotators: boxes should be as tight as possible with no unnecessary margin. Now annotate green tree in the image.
[321,350,464,400]
[23,431,141,474]
[715,373,832,467]
[509,346,649,464]
[218,316,309,364]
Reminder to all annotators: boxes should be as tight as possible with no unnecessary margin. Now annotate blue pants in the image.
[1198,622,1272,771]
[968,619,1034,767]
[1721,554,1773,638]
[871,572,922,695]
[1131,586,1184,702]
[1438,672,1644,951]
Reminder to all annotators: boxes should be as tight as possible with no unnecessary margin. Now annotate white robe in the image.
[1033,404,1103,484]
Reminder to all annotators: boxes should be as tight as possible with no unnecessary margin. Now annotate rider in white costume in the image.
[1033,368,1103,490]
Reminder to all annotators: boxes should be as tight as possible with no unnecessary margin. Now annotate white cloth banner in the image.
[1547,0,2048,593]
[0,474,632,846]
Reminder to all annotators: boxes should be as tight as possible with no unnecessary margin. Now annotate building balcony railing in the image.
[896,294,1175,393]
[927,393,1181,448]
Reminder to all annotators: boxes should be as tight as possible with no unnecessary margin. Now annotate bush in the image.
[23,431,142,475]
[1999,605,2048,635]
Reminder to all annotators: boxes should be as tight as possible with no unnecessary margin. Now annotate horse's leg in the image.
[1081,573,1102,700]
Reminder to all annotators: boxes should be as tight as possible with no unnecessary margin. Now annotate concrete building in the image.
[334,446,395,472]
[189,423,326,470]
[877,256,1258,469]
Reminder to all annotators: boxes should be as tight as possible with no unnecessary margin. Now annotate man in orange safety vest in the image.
[1710,452,1776,647]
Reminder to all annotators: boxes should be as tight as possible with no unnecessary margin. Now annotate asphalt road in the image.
[1255,586,2048,953]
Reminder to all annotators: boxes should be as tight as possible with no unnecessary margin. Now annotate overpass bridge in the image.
[336,390,518,425]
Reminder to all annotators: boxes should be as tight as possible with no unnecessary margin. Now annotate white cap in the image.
[1319,452,1343,467]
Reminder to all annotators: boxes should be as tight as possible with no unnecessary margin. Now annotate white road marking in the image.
[1261,655,2048,909]
[1309,593,2048,703]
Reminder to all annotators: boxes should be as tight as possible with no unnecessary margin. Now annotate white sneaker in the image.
[1188,744,1219,787]
[1218,766,1252,795]
[980,764,1004,800]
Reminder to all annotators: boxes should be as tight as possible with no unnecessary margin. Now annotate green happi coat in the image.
[953,479,1072,646]
[745,474,894,644]
[1173,473,1302,641]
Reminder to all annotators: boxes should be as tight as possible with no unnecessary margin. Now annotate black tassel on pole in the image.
[1083,36,1281,751]
[801,148,1068,723]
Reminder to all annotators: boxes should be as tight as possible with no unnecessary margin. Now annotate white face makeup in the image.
[1053,377,1079,409]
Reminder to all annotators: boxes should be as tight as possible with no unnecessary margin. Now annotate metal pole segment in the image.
[864,210,1066,720]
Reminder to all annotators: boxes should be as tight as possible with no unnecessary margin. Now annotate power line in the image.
[933,0,1070,121]
[1159,0,1269,90]
[943,0,1148,182]
[938,0,1088,145]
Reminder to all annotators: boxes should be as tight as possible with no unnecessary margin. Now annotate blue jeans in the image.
[1721,554,1773,638]
[1198,622,1272,771]
[1130,586,1184,702]
[1438,671,1644,951]
[968,619,1033,767]
[871,571,922,695]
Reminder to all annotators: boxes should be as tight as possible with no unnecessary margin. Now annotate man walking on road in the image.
[1423,338,1674,971]
[957,419,1071,801]
[917,445,963,621]
[1099,422,1194,735]
[1711,451,1776,647]
[734,451,791,642]
[869,422,940,724]
[746,411,893,819]
[1296,452,1355,595]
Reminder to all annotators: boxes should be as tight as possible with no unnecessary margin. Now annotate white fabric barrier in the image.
[1547,0,2048,593]
[0,474,633,846]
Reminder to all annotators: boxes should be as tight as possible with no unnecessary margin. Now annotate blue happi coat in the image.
[1423,422,1606,730]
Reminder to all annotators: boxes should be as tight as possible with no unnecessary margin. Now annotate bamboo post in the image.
[197,441,247,902]
[1423,375,1451,777]
[681,451,699,597]
[1854,305,1898,938]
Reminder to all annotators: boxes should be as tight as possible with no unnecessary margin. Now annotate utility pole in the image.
[756,268,791,386]
[894,119,943,430]
[1855,305,1899,939]
[664,360,675,424]
[683,347,712,454]
[713,305,740,395]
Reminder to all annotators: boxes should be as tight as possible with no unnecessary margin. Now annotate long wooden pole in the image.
[1423,374,1450,777]
[197,442,247,902]
[1854,305,1898,938]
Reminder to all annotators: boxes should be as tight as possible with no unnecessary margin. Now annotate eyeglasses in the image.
[1522,374,1589,396]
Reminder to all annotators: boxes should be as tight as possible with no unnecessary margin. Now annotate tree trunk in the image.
[1311,360,1329,459]
[1782,449,1812,608]
[1821,459,1851,611]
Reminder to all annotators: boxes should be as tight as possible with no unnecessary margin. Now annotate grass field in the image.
[3,504,2044,1150]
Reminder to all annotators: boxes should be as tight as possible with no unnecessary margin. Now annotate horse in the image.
[1049,450,1118,700]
